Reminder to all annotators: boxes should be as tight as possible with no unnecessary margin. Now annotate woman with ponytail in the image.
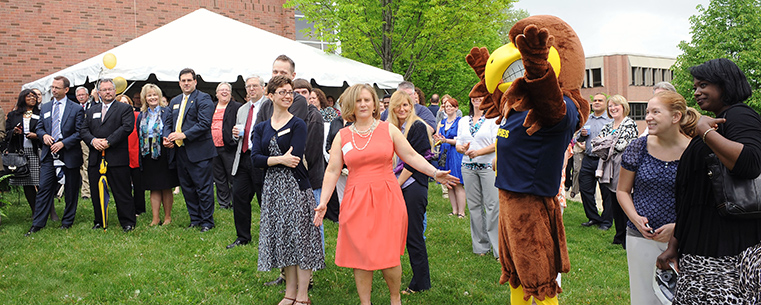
[616,90,698,305]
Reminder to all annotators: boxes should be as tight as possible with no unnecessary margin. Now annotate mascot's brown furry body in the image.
[467,16,590,304]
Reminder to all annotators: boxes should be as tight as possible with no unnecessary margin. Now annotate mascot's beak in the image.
[485,43,562,94]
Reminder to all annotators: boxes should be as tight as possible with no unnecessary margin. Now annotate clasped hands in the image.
[162,132,186,148]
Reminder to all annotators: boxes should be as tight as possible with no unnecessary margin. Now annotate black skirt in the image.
[140,147,179,190]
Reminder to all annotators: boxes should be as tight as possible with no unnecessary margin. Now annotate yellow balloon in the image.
[103,53,117,69]
[113,77,127,94]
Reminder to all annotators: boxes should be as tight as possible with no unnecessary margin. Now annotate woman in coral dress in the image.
[314,84,458,305]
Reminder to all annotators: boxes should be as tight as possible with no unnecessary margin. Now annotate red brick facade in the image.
[0,0,293,110]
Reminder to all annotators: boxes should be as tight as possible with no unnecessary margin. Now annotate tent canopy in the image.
[23,8,403,93]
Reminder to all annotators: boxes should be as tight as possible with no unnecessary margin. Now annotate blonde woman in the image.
[314,84,458,305]
[594,94,639,245]
[137,84,178,226]
[388,91,433,294]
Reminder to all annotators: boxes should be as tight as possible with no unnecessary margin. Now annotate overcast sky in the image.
[513,0,711,58]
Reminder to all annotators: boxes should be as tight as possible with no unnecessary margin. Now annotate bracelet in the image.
[431,168,438,178]
[702,128,716,142]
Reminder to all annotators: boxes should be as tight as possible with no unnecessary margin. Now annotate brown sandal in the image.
[294,298,311,305]
[280,297,296,305]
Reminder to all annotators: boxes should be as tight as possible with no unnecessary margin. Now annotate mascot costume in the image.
[466,15,589,304]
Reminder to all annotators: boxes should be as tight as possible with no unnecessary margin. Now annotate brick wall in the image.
[0,0,293,111]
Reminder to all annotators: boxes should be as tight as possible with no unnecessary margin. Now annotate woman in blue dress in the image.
[433,96,466,217]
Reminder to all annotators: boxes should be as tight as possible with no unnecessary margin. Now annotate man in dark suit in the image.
[25,76,84,236]
[225,75,266,249]
[80,79,137,232]
[163,68,217,232]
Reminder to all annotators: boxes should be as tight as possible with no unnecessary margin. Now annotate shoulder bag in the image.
[706,153,761,219]
[2,134,30,178]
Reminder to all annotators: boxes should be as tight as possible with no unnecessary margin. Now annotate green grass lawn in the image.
[0,184,629,304]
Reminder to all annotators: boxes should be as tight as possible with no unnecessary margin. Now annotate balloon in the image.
[113,77,127,94]
[103,53,117,69]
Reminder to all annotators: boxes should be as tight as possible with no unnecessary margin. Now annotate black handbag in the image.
[2,133,30,179]
[706,153,761,219]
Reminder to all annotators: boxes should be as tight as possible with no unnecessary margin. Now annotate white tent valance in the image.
[23,8,403,93]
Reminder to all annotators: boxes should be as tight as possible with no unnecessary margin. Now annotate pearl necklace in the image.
[350,119,378,151]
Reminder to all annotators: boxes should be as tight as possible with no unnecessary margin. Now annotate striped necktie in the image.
[175,95,188,146]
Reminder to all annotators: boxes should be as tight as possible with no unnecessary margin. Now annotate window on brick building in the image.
[629,102,646,120]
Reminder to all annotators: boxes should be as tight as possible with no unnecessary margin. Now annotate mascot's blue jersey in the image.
[495,95,579,197]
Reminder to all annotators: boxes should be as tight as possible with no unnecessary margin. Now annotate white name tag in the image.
[173,104,180,110]
[341,142,353,155]
[93,113,102,119]
[31,114,40,120]
[43,112,51,119]
[277,128,291,137]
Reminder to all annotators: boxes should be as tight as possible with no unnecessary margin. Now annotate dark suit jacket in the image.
[5,108,41,153]
[136,106,174,170]
[163,89,217,163]
[80,101,135,167]
[36,98,84,167]
[217,100,242,152]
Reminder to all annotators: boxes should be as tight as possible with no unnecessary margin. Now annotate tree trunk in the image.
[381,0,394,71]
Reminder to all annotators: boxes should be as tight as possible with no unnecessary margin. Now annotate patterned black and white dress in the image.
[257,134,325,272]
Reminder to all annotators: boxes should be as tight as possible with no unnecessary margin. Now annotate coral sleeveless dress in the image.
[336,121,408,270]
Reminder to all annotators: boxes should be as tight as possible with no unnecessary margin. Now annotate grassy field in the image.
[0,184,629,304]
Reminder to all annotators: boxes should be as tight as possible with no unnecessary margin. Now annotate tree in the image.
[286,0,525,107]
[673,0,761,113]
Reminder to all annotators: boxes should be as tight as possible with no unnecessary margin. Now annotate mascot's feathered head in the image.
[468,15,589,134]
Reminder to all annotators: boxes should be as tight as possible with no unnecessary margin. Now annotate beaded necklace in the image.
[349,119,378,151]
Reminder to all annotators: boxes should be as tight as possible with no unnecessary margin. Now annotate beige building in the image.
[580,54,676,132]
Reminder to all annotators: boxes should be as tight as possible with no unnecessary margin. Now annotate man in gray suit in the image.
[225,75,266,249]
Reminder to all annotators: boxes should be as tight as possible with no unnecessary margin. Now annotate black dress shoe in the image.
[59,224,72,230]
[581,220,600,227]
[92,223,103,230]
[24,226,42,236]
[200,225,214,233]
[123,225,134,232]
[598,224,611,231]
[226,240,249,249]
[264,276,285,286]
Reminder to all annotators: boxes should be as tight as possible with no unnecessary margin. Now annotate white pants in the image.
[626,229,669,305]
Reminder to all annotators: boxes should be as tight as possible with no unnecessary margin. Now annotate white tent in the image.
[23,8,403,94]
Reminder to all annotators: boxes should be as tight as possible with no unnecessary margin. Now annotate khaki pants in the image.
[80,141,90,197]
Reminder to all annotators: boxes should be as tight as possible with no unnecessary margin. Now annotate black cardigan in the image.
[5,109,41,153]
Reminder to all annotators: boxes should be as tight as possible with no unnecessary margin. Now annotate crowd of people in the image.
[6,55,761,304]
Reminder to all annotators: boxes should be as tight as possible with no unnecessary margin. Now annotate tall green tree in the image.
[673,0,761,112]
[286,0,525,105]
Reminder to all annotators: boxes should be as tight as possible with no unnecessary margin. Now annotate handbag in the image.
[1,131,30,179]
[706,153,761,219]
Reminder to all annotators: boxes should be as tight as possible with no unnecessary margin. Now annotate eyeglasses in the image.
[100,88,116,92]
[275,90,294,97]
[245,85,260,89]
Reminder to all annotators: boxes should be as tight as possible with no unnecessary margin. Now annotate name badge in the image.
[93,113,102,119]
[342,142,353,155]
[277,128,291,137]
[173,104,180,110]
[31,114,40,120]
[44,112,51,119]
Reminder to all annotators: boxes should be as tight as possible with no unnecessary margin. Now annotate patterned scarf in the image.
[470,115,485,137]
[140,107,163,159]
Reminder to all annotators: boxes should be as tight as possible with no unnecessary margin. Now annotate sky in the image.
[513,0,712,58]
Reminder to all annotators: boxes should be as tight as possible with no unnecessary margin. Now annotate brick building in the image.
[0,0,293,111]
[579,54,676,132]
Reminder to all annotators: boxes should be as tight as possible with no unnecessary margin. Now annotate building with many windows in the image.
[580,54,676,132]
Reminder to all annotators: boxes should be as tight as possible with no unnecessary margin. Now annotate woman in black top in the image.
[5,89,45,217]
[657,58,761,304]
[388,90,433,294]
